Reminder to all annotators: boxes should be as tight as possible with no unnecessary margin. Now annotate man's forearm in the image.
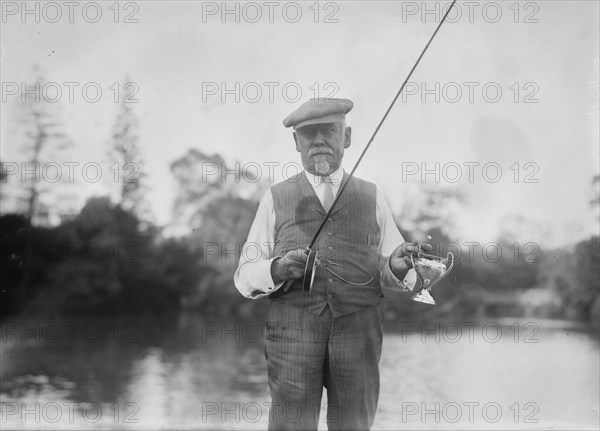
[234,256,280,299]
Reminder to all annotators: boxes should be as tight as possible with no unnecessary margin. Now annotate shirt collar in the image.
[304,168,344,186]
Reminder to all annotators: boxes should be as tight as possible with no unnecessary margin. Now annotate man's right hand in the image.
[270,249,309,284]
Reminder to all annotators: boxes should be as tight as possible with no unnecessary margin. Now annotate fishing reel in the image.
[279,248,318,294]
[302,248,318,292]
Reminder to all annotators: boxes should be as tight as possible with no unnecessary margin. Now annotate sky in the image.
[1,0,599,247]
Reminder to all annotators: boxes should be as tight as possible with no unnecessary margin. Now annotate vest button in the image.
[327,232,333,236]
[328,217,333,222]
[328,246,333,250]
[328,294,334,299]
[328,278,334,283]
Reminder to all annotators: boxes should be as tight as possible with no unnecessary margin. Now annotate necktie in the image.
[322,175,334,212]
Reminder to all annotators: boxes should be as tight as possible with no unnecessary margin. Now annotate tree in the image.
[2,66,73,307]
[109,77,148,219]
[169,149,263,235]
[3,65,72,225]
[168,149,268,315]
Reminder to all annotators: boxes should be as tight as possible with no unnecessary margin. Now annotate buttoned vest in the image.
[269,172,382,317]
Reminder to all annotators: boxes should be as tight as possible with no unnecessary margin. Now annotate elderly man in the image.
[234,98,430,430]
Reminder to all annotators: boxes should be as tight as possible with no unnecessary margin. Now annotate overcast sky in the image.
[1,1,599,247]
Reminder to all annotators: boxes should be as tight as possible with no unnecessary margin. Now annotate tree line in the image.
[1,68,598,326]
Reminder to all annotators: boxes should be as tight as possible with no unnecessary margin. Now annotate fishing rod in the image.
[284,0,458,293]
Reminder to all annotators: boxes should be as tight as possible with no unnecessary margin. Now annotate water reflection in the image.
[378,323,600,430]
[1,314,598,430]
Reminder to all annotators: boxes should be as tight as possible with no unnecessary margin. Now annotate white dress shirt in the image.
[234,169,416,299]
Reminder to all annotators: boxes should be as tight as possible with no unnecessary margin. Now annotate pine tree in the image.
[109,77,148,220]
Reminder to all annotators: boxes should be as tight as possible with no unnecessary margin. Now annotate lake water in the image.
[1,313,598,430]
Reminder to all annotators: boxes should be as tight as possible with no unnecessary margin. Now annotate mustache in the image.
[308,146,333,157]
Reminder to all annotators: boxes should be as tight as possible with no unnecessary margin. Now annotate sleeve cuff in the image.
[246,257,284,299]
[381,256,417,292]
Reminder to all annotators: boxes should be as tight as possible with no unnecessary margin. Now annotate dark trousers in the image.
[264,300,384,430]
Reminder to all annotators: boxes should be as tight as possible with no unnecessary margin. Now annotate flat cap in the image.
[283,98,353,129]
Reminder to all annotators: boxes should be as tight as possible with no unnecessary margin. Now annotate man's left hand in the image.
[389,241,434,280]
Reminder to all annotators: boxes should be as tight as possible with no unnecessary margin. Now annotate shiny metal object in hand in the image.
[410,250,454,305]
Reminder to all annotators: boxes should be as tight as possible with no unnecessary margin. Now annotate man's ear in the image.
[293,132,300,152]
[344,126,352,149]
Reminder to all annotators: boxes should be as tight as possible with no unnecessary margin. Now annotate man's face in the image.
[293,122,351,176]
